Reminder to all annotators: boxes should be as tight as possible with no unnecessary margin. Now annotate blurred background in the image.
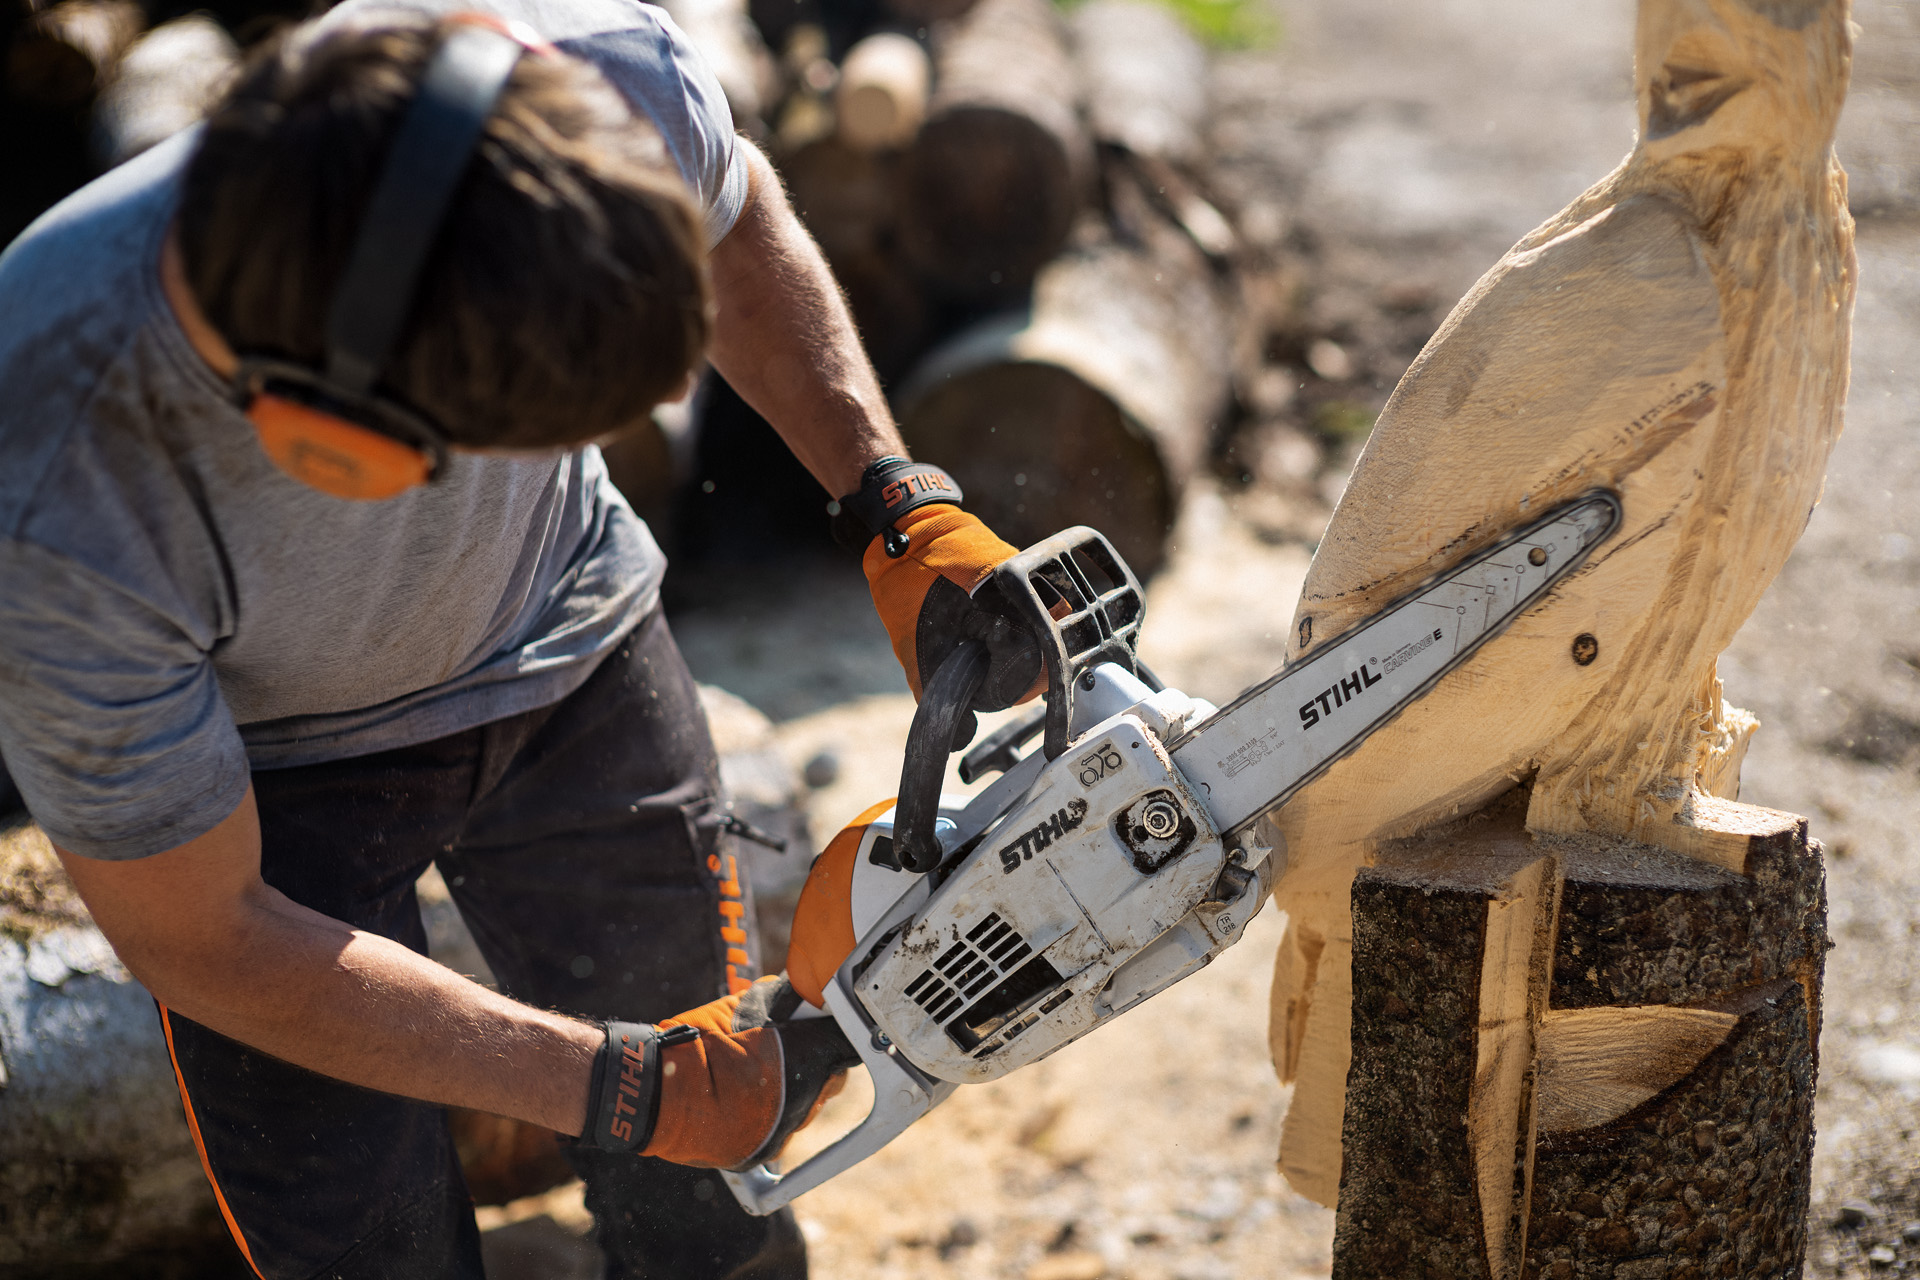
[2,0,1917,1274]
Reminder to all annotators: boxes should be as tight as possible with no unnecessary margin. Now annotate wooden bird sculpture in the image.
[1265,0,1855,1213]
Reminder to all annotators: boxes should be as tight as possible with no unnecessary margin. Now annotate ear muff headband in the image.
[234,22,527,500]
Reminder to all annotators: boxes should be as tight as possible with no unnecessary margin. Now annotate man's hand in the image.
[56,788,602,1136]
[863,504,1043,713]
[578,977,858,1169]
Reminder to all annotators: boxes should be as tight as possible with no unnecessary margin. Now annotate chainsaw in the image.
[722,491,1622,1215]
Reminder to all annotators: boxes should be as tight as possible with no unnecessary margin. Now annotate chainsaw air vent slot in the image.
[948,954,1067,1053]
[905,912,1039,1030]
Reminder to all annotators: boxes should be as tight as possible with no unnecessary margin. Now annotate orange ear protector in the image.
[231,21,535,501]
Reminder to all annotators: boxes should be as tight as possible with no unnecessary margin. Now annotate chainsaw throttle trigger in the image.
[988,528,1153,760]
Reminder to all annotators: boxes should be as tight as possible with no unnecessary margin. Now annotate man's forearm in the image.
[706,142,908,497]
[159,889,599,1134]
[56,791,599,1137]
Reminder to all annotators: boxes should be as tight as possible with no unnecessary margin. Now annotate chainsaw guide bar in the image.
[1171,492,1621,836]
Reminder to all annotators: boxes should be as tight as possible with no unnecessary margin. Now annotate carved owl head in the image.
[1634,0,1852,165]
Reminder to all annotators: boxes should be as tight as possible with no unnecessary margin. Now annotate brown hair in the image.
[176,15,713,449]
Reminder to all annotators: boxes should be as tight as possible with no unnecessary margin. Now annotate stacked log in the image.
[895,0,1089,304]
[674,0,1238,575]
[0,823,238,1274]
[834,32,927,152]
[895,193,1230,577]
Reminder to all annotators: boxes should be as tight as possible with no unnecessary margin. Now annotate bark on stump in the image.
[1333,795,1827,1280]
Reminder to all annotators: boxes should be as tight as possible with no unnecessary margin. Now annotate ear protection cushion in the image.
[248,392,435,500]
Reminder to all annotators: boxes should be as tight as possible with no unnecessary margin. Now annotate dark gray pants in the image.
[160,608,805,1280]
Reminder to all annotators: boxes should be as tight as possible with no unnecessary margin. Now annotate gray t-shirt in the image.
[0,0,746,861]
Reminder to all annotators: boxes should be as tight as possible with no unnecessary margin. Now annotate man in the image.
[0,4,1035,1276]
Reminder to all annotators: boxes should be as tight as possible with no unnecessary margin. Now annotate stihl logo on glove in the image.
[881,471,957,509]
[606,1043,648,1143]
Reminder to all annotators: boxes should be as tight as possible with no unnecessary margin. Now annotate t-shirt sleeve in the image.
[0,539,250,860]
[559,9,748,248]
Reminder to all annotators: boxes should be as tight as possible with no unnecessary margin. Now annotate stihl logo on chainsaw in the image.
[882,472,957,508]
[1297,661,1385,729]
[998,799,1089,873]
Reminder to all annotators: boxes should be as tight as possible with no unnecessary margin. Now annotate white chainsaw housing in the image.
[849,699,1269,1084]
[720,666,1268,1215]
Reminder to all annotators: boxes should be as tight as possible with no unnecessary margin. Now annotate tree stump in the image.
[1332,792,1827,1279]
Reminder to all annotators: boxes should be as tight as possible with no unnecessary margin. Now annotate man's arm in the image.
[705,141,907,497]
[57,786,600,1135]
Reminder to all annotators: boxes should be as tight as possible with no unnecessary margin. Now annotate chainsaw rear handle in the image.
[892,528,1152,874]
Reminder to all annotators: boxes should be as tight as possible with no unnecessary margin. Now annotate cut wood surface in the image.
[896,211,1230,577]
[1332,796,1826,1279]
[1266,0,1855,1217]
[834,32,929,153]
[896,0,1089,303]
[1069,0,1208,166]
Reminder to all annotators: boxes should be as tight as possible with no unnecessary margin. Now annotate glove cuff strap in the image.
[831,457,963,557]
[577,1021,698,1153]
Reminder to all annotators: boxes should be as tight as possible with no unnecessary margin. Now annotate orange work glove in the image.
[785,799,894,1009]
[575,977,857,1170]
[832,457,1042,715]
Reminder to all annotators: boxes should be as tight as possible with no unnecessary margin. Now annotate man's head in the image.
[177,13,713,452]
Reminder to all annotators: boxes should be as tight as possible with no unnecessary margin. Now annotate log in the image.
[1264,0,1855,1246]
[1068,0,1207,166]
[895,0,1090,303]
[90,14,239,167]
[0,823,239,1274]
[895,213,1231,577]
[834,31,928,153]
[1332,795,1826,1279]
[4,0,142,110]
